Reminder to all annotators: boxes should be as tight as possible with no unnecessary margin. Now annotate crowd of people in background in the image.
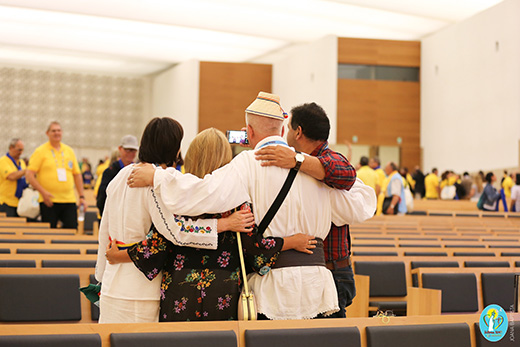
[353,158,519,215]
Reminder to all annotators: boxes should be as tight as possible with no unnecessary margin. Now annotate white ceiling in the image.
[0,0,504,75]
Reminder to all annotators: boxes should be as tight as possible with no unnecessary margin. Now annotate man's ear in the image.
[295,126,303,140]
[281,125,285,137]
[246,124,254,139]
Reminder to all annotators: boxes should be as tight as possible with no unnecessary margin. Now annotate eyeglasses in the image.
[123,148,137,153]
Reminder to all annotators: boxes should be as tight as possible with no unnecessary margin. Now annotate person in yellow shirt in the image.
[424,168,440,199]
[26,121,86,229]
[502,171,514,198]
[0,139,27,217]
[369,156,386,189]
[357,156,380,196]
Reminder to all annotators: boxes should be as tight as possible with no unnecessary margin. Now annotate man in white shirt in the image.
[129,92,376,319]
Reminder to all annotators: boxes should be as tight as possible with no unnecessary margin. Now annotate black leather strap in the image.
[257,168,298,234]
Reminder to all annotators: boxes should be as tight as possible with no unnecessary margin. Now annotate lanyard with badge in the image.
[51,148,67,182]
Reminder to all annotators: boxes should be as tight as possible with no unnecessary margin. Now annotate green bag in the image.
[80,283,101,307]
[477,192,486,210]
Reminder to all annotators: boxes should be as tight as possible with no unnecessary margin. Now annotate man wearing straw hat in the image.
[254,101,359,318]
[129,92,376,320]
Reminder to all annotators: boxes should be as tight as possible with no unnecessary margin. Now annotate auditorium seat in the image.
[410,261,459,287]
[404,252,447,256]
[83,211,98,234]
[0,239,44,244]
[111,330,237,347]
[51,240,98,244]
[0,259,36,268]
[411,261,459,269]
[86,249,98,255]
[0,249,10,253]
[0,334,101,347]
[42,260,96,268]
[354,261,407,315]
[0,274,82,322]
[464,261,510,268]
[481,273,517,309]
[475,321,519,347]
[16,248,81,254]
[366,323,471,347]
[445,244,486,248]
[421,273,478,313]
[502,253,520,257]
[352,251,398,256]
[245,327,361,347]
[453,252,494,257]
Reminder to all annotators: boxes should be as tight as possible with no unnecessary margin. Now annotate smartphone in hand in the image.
[226,130,249,145]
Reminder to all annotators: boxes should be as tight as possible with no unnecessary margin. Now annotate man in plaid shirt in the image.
[255,102,360,318]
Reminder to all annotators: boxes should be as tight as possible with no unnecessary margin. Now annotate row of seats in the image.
[353,260,520,315]
[1,314,517,347]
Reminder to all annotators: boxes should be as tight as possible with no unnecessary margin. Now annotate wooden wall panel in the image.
[338,37,420,67]
[199,62,272,133]
[337,79,420,169]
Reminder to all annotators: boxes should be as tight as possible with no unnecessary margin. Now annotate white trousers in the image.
[99,295,160,323]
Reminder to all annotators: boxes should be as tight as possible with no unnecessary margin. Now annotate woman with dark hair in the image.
[95,118,254,323]
[480,172,501,211]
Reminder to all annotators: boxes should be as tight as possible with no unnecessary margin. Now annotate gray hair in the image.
[8,138,20,149]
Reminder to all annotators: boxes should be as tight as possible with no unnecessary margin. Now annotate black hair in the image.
[516,173,520,185]
[290,102,330,141]
[485,172,494,183]
[138,117,183,167]
[360,156,369,166]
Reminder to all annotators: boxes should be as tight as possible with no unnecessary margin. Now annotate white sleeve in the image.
[95,204,109,282]
[153,155,250,216]
[146,187,219,250]
[330,178,377,225]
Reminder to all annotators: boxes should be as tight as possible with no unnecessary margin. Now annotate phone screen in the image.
[226,130,248,144]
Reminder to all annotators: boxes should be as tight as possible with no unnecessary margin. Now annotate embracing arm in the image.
[330,178,377,226]
[132,157,250,216]
[255,145,356,190]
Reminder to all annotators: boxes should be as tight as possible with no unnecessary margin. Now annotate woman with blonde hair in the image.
[184,128,232,178]
[107,127,313,321]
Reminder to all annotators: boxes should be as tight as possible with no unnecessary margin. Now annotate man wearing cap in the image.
[0,138,27,217]
[26,121,86,228]
[129,92,376,320]
[96,135,139,217]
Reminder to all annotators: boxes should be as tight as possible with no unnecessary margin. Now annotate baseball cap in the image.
[120,135,139,150]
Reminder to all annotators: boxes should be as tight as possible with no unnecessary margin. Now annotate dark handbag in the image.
[382,197,398,214]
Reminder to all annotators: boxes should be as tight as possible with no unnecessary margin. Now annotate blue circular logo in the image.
[479,304,508,342]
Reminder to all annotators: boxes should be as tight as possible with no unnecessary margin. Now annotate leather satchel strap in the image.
[257,168,298,234]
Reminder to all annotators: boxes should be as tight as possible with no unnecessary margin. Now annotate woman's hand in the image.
[217,210,255,233]
[282,234,317,254]
[128,163,155,188]
[105,239,131,264]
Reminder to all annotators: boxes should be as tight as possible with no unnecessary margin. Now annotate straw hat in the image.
[245,92,288,121]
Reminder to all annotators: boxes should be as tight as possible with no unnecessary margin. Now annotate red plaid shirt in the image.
[310,142,356,262]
